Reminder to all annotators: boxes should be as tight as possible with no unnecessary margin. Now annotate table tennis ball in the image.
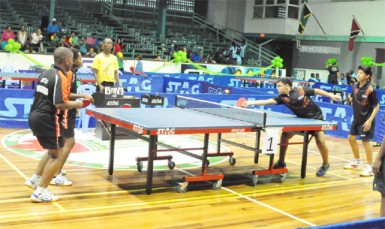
[224,89,230,94]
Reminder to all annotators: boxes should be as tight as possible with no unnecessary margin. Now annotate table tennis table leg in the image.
[254,129,261,164]
[201,133,209,172]
[301,131,309,178]
[146,135,156,195]
[108,124,116,175]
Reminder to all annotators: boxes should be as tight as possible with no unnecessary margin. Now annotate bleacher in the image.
[0,0,266,64]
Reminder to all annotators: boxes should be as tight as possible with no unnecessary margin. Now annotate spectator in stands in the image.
[117,52,124,72]
[182,46,190,59]
[86,48,96,58]
[17,25,29,51]
[50,32,60,49]
[344,66,379,177]
[31,28,44,52]
[242,77,342,177]
[79,36,87,55]
[47,18,59,38]
[308,73,317,82]
[339,73,347,85]
[60,34,70,48]
[92,38,121,92]
[229,42,240,65]
[1,25,15,50]
[59,20,68,37]
[113,38,123,54]
[133,54,147,77]
[205,57,216,64]
[87,33,100,53]
[190,50,201,63]
[40,5,49,34]
[69,32,79,48]
[240,40,247,65]
[315,73,321,82]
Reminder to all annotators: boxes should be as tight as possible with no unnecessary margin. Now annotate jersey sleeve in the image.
[368,87,379,106]
[53,72,69,105]
[91,55,100,70]
[303,86,315,96]
[272,95,284,104]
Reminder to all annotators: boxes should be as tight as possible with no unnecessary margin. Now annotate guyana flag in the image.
[298,3,313,34]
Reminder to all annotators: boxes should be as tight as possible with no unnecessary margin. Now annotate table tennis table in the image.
[86,96,337,194]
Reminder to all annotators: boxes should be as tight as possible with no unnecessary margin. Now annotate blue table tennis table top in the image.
[86,107,336,135]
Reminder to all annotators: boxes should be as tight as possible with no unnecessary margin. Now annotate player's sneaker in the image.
[24,175,40,190]
[344,159,363,170]
[273,161,286,169]
[316,163,330,177]
[31,189,59,203]
[360,165,374,177]
[50,174,72,186]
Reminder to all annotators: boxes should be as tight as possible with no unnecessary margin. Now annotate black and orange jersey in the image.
[28,65,70,137]
[273,86,324,120]
[351,82,378,123]
[62,69,78,131]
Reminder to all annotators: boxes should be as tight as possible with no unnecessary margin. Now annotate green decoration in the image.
[173,50,187,64]
[325,57,338,67]
[360,56,385,67]
[246,56,283,77]
[7,38,14,44]
[12,42,21,52]
[18,51,50,69]
[5,44,13,51]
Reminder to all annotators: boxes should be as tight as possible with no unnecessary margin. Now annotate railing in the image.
[192,13,277,66]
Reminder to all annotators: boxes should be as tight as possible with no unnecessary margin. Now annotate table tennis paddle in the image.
[81,99,91,108]
[236,97,246,107]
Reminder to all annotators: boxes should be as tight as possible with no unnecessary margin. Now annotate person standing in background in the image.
[327,62,339,84]
[240,40,247,65]
[92,38,121,92]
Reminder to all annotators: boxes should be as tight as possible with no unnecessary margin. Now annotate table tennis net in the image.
[175,96,266,128]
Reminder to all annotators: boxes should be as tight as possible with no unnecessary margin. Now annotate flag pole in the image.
[353,15,365,36]
[312,13,327,37]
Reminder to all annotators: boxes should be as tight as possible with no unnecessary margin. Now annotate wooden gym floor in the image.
[0,128,381,228]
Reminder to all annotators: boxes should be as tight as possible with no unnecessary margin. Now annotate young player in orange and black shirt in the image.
[49,47,94,186]
[242,77,341,177]
[25,47,86,202]
[344,66,379,177]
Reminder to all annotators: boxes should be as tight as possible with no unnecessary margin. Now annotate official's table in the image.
[0,72,95,88]
[236,77,314,88]
[86,105,337,194]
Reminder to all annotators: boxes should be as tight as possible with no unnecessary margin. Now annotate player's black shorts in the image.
[373,159,385,195]
[36,136,64,149]
[96,81,114,92]
[349,120,375,140]
[63,109,76,138]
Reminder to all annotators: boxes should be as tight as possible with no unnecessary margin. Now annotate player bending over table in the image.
[242,77,341,176]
